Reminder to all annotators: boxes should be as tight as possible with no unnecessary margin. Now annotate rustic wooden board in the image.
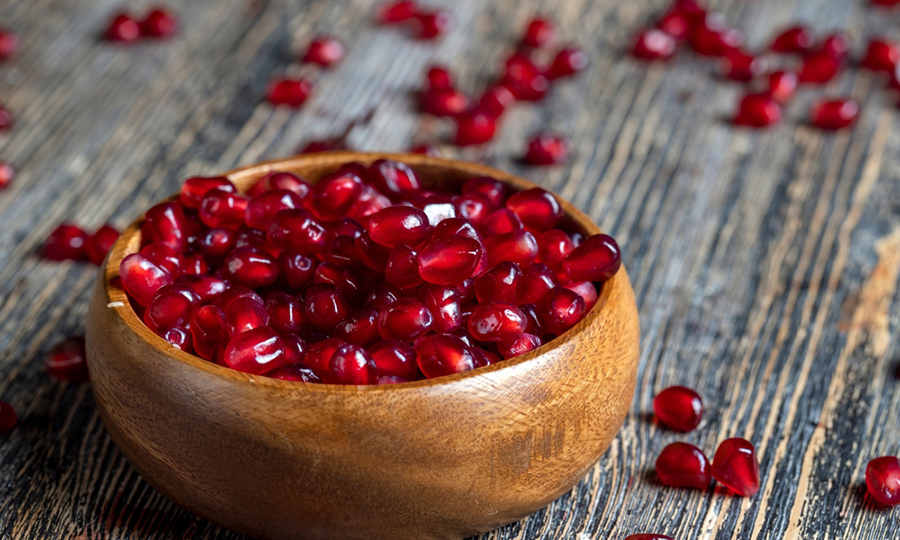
[0,0,898,539]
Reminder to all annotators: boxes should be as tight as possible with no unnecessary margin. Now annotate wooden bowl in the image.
[86,153,640,540]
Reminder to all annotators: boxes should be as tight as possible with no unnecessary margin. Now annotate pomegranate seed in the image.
[545,46,588,79]
[771,26,813,54]
[223,326,287,375]
[861,38,900,72]
[385,244,423,288]
[369,340,418,380]
[140,7,178,38]
[505,188,562,231]
[654,386,703,431]
[234,226,268,250]
[329,218,365,240]
[176,274,229,302]
[200,189,248,229]
[798,51,840,84]
[542,287,585,334]
[44,224,88,261]
[249,171,310,198]
[0,400,15,433]
[624,535,674,540]
[416,334,476,378]
[535,229,574,270]
[0,105,12,130]
[408,193,459,226]
[314,262,365,304]
[418,235,483,285]
[366,159,421,200]
[268,209,327,254]
[454,109,497,146]
[474,261,521,304]
[518,263,558,305]
[84,224,120,265]
[280,252,316,289]
[481,208,523,236]
[418,284,462,333]
[711,438,761,497]
[223,296,269,334]
[477,85,515,118]
[411,144,439,156]
[767,71,798,103]
[655,10,689,40]
[377,298,434,341]
[302,37,343,67]
[565,280,598,312]
[189,305,231,360]
[267,361,320,383]
[378,0,417,23]
[105,12,140,42]
[368,206,431,247]
[120,253,173,306]
[145,201,189,249]
[307,169,365,222]
[355,232,392,271]
[305,283,351,331]
[671,0,706,22]
[141,242,183,276]
[503,53,549,101]
[463,177,508,209]
[327,344,377,384]
[264,293,306,334]
[632,29,676,61]
[213,286,262,311]
[198,228,235,261]
[866,456,900,506]
[468,301,527,342]
[180,176,235,209]
[0,29,18,61]
[334,309,380,347]
[497,333,541,359]
[411,11,450,39]
[432,218,483,244]
[157,326,193,352]
[519,303,548,336]
[303,337,346,376]
[821,33,852,63]
[524,134,571,166]
[425,65,453,91]
[144,284,201,332]
[562,233,621,282]
[522,18,554,48]
[810,99,859,130]
[325,235,359,268]
[688,14,743,57]
[222,247,279,288]
[47,336,89,382]
[0,162,14,190]
[733,92,781,127]
[245,189,304,230]
[452,193,492,226]
[267,78,313,108]
[279,336,310,368]
[422,88,470,117]
[721,49,766,82]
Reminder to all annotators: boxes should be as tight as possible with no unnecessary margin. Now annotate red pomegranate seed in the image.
[368,206,431,247]
[245,189,303,230]
[141,242,183,276]
[267,77,313,108]
[861,38,900,72]
[733,92,782,127]
[264,293,306,334]
[188,305,231,360]
[500,70,549,101]
[280,336,309,368]
[632,29,676,61]
[223,326,287,375]
[105,12,140,42]
[477,85,515,118]
[416,334,476,378]
[865,456,900,506]
[0,105,12,130]
[366,159,421,200]
[333,309,379,347]
[418,235,483,285]
[504,52,545,91]
[474,261,521,304]
[249,171,310,198]
[688,14,743,57]
[353,231,390,271]
[222,247,279,288]
[180,176,235,209]
[385,244,423,288]
[180,248,208,274]
[269,209,327,255]
[468,301,527,342]
[44,224,88,261]
[0,400,15,433]
[378,0,417,23]
[711,438,760,497]
[377,298,434,341]
[671,0,706,22]
[0,29,17,61]
[328,344,377,384]
[798,51,840,84]
[144,283,201,332]
[418,284,462,333]
[463,177,509,209]
[0,162,14,190]
[484,230,538,269]
[119,253,173,306]
[280,252,316,289]
[519,303,547,336]
[524,133,571,166]
[422,88,470,117]
[425,65,453,91]
[411,11,450,39]
[176,274,229,302]
[506,188,562,231]
[522,18,554,48]
[224,296,269,334]
[562,233,621,282]
[721,49,766,81]
[481,208,523,236]
[545,46,588,79]
[771,26,813,54]
[84,224,120,265]
[624,535,674,540]
[536,229,574,270]
[213,286,262,311]
[303,337,346,376]
[454,109,497,146]
[307,169,365,222]
[453,193,493,225]
[821,33,852,63]
[200,189,248,229]
[267,361,320,383]
[146,201,189,249]
[654,386,703,431]
[872,0,900,4]
[565,280,598,311]
[369,340,418,380]
[655,10,689,40]
[314,262,365,305]
[810,99,859,130]
[542,287,586,334]
[302,36,344,67]
[157,326,193,352]
[497,333,541,359]
[47,336,89,382]
[305,283,351,331]
[518,263,558,305]
[767,71,798,103]
[140,7,178,38]
[410,144,439,156]
[198,228,235,261]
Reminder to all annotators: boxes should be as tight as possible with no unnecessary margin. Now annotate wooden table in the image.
[1,0,898,538]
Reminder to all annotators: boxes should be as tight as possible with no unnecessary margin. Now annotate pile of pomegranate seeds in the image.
[119,161,621,384]
[0,29,17,61]
[377,1,451,40]
[103,7,178,42]
[0,399,16,433]
[43,223,120,264]
[866,456,900,506]
[47,336,90,382]
[0,162,13,190]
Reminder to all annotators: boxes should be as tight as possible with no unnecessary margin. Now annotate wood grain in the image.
[0,0,898,539]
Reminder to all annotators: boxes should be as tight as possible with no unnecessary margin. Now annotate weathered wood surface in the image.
[0,0,898,538]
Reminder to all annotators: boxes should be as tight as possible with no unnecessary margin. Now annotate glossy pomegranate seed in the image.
[624,535,674,540]
[140,7,178,38]
[410,143,439,156]
[44,224,88,261]
[222,247,279,288]
[422,88,470,117]
[688,14,743,57]
[497,333,541,359]
[368,206,431,247]
[468,301,527,342]
[0,29,17,61]
[200,189,248,229]
[355,232,392,271]
[452,193,492,226]
[249,171,310,198]
[302,337,345,376]
[314,262,365,304]
[407,193,459,225]
[416,334,476,378]
[463,177,508,209]
[0,105,12,131]
[307,169,365,222]
[325,344,376,384]
[223,326,287,375]
[721,49,766,82]
[105,13,140,42]
[821,33,851,63]
[432,218,482,243]
[418,284,462,333]
[542,287,585,334]
[425,65,453,90]
[385,244,423,288]
[267,361,320,383]
[711,438,760,497]
[417,235,483,285]
[234,226,268,250]
[810,99,859,130]
[503,53,549,101]
[302,36,343,67]
[865,456,900,506]
[180,176,235,209]
[561,233,621,282]
[798,51,839,84]
[565,280,598,312]
[223,296,269,334]
[656,10,689,40]
[280,335,309,366]
[176,274,229,302]
[545,46,588,79]
[140,242,183,276]
[332,309,379,347]
[305,283,351,331]
[377,298,433,341]
[47,336,89,382]
[267,77,313,108]
[366,159,421,200]
[474,261,521,304]
[519,303,547,336]
[732,92,781,128]
[481,208,523,236]
[506,188,562,231]
[144,284,201,332]
[378,0,417,23]
[861,38,900,72]
[477,85,515,118]
[369,340,418,379]
[522,18,554,48]
[535,229,574,270]
[767,71,798,103]
[84,224,120,265]
[654,386,703,431]
[671,0,706,22]
[157,326,193,352]
[263,293,306,334]
[524,134,571,166]
[454,109,497,146]
[329,217,365,240]
[245,189,303,230]
[197,228,234,261]
[771,26,813,54]
[632,29,676,60]
[280,252,316,289]
[188,305,231,360]
[119,253,173,306]
[484,230,538,269]
[145,201,188,249]
[411,11,450,39]
[0,162,14,190]
[213,286,262,311]
[268,209,327,254]
[518,263,558,305]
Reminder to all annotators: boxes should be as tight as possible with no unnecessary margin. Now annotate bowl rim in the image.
[101,151,620,392]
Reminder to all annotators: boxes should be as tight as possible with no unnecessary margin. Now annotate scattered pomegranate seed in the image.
[47,336,89,382]
[656,442,712,489]
[411,11,450,40]
[733,92,781,128]
[378,0,417,24]
[0,105,12,131]
[422,88,470,117]
[140,7,178,38]
[0,400,17,433]
[454,109,497,146]
[410,143,439,156]
[688,14,743,57]
[711,438,761,496]
[656,11,689,41]
[632,29,676,61]
[798,51,840,84]
[522,18,554,48]
[653,386,703,431]
[477,85,516,118]
[624,535,674,540]
[302,37,344,67]
[524,133,570,166]
[105,12,141,42]
[266,77,313,108]
[771,26,813,54]
[862,39,900,72]
[821,32,852,63]
[84,224,121,265]
[671,0,706,22]
[810,98,859,130]
[0,29,17,61]
[502,53,549,101]
[44,224,89,261]
[767,71,798,103]
[545,46,588,79]
[425,65,453,91]
[0,162,14,190]
[865,456,900,506]
[721,49,767,82]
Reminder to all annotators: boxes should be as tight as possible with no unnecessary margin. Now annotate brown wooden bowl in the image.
[86,152,640,540]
